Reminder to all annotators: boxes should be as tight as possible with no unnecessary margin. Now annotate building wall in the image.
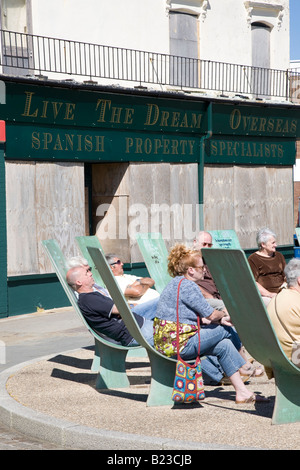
[294,181,300,227]
[0,0,296,316]
[1,0,290,75]
[199,0,289,70]
[31,0,169,53]
[294,140,300,226]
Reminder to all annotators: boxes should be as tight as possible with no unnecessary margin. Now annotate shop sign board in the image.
[3,81,298,166]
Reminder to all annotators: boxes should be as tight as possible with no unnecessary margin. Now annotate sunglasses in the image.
[202,242,213,247]
[110,259,122,266]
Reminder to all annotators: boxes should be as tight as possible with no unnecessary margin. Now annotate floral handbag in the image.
[171,279,205,403]
[153,318,198,357]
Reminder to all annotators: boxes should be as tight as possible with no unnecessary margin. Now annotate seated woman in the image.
[248,228,286,306]
[266,257,300,377]
[154,244,268,404]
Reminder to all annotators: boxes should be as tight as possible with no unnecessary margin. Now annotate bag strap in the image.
[176,278,201,360]
[274,293,298,342]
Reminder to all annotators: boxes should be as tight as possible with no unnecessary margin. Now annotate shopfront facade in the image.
[0,76,298,316]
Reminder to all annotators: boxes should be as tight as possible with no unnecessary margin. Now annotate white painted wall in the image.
[30,0,170,54]
[294,160,300,181]
[199,0,289,70]
[29,0,289,71]
[1,1,290,92]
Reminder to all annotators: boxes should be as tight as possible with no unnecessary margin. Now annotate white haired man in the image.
[66,265,157,347]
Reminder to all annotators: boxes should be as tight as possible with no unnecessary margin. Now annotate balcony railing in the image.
[1,29,300,102]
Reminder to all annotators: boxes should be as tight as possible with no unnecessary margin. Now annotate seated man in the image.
[67,255,109,297]
[66,264,158,347]
[194,231,264,378]
[193,231,226,311]
[105,253,160,305]
[266,257,300,377]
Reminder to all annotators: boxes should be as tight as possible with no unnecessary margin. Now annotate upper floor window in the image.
[251,22,271,97]
[0,0,32,76]
[251,22,271,69]
[169,11,199,88]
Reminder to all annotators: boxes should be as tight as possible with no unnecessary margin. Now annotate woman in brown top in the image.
[248,228,286,306]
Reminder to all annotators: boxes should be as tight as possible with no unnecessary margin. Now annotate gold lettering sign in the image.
[210,139,284,159]
[22,92,76,120]
[144,104,202,129]
[229,108,297,134]
[95,99,135,124]
[125,136,196,156]
[31,131,105,152]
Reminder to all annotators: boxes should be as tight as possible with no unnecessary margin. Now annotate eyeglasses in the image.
[202,242,213,247]
[110,259,121,267]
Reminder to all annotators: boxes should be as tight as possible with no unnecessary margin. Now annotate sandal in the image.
[239,367,256,378]
[236,394,270,404]
[219,373,253,386]
[253,365,264,377]
[240,365,264,378]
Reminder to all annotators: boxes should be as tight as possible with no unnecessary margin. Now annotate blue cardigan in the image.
[156,275,213,325]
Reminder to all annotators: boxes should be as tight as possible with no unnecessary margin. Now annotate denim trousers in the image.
[128,298,159,347]
[180,324,246,383]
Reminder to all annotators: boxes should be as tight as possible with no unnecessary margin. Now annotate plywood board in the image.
[204,165,235,231]
[6,161,38,275]
[204,164,294,249]
[36,162,85,273]
[6,161,85,275]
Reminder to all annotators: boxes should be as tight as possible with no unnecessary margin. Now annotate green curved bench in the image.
[86,244,180,406]
[134,231,241,296]
[75,235,106,287]
[209,230,241,249]
[42,239,145,390]
[135,232,172,294]
[202,247,300,425]
[66,235,206,406]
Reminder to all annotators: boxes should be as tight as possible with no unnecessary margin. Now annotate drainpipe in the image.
[198,101,213,230]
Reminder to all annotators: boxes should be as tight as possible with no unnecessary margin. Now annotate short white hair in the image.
[285,258,300,288]
[256,228,276,249]
[66,255,89,270]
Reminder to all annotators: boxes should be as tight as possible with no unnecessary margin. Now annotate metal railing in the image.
[1,29,299,101]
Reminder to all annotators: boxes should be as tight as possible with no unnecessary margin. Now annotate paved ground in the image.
[0,307,92,450]
[1,307,300,451]
[0,421,66,450]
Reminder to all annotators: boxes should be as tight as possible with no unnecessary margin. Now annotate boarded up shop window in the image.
[91,162,200,264]
[203,164,294,249]
[5,161,85,275]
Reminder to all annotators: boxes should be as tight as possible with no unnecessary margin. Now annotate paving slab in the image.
[1,308,300,451]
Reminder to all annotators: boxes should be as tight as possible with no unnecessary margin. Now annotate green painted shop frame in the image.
[0,76,299,316]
